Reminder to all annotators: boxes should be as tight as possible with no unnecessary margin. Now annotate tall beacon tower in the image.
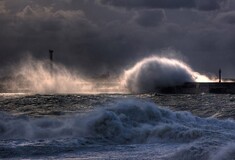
[49,50,54,75]
[219,68,221,83]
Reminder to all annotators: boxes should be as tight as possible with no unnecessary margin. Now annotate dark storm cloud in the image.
[98,0,226,11]
[0,1,100,76]
[0,0,235,78]
[134,9,165,27]
[0,0,152,77]
[216,11,235,24]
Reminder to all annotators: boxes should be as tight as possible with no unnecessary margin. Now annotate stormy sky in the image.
[0,0,235,78]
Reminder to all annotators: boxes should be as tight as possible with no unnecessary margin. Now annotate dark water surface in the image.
[0,93,234,159]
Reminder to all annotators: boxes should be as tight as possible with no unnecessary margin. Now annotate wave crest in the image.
[0,99,234,145]
[122,56,214,93]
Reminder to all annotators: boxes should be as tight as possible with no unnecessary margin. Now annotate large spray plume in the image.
[7,56,124,94]
[122,56,215,93]
[4,55,217,94]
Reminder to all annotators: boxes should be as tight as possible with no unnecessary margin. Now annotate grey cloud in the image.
[196,0,222,10]
[134,9,165,27]
[0,0,235,79]
[98,0,195,9]
[0,3,98,75]
[98,0,226,11]
[0,1,142,77]
[216,11,235,24]
[0,1,8,14]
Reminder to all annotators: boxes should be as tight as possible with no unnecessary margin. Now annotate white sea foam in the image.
[0,99,234,144]
[5,55,220,94]
[122,56,216,93]
[0,99,235,159]
[210,143,235,160]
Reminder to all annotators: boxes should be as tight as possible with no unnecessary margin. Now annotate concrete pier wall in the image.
[156,82,235,94]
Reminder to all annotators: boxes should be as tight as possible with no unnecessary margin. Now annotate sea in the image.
[0,93,234,160]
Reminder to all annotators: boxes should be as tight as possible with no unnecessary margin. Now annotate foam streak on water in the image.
[0,98,234,159]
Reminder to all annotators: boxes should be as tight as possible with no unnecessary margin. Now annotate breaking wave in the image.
[0,99,234,143]
[4,55,217,94]
[209,143,235,160]
[0,99,235,159]
[122,56,215,93]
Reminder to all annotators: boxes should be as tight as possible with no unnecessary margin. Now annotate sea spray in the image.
[122,56,215,93]
[209,143,235,160]
[5,55,219,94]
[0,99,234,142]
[7,56,124,94]
[0,98,235,159]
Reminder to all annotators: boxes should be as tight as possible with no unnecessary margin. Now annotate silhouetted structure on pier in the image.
[155,82,235,94]
[49,50,54,75]
[154,69,235,94]
[219,69,221,83]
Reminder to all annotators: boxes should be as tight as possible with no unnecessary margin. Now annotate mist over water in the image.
[0,55,234,159]
[4,55,217,94]
[8,57,124,94]
[122,56,215,93]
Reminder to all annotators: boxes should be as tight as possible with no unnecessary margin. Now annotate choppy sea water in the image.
[0,93,235,160]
